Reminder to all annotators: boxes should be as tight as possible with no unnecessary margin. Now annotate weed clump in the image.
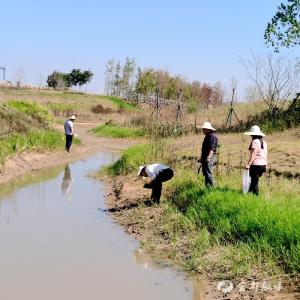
[91,104,113,114]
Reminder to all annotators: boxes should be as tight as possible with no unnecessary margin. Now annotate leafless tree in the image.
[244,85,261,102]
[13,66,26,87]
[242,53,300,109]
[37,73,45,89]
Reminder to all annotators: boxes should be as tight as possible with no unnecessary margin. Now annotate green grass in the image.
[7,100,53,126]
[167,174,300,274]
[105,96,137,111]
[0,100,81,165]
[91,124,145,139]
[0,87,138,112]
[0,130,67,165]
[103,142,170,175]
[104,141,300,278]
[46,102,80,113]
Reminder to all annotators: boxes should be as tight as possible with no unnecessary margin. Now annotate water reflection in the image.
[133,248,210,300]
[61,165,72,200]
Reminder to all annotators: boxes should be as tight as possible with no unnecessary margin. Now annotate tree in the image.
[69,69,81,88]
[113,62,122,96]
[37,73,45,89]
[165,76,182,99]
[13,66,26,87]
[47,71,70,90]
[135,68,156,96]
[200,83,213,107]
[121,57,136,99]
[68,69,93,91]
[242,53,300,109]
[82,70,93,92]
[265,0,300,51]
[104,59,115,95]
[210,82,224,105]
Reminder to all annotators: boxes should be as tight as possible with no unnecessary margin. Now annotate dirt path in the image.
[0,122,138,185]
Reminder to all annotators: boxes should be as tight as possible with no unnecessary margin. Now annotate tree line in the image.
[47,69,93,91]
[104,58,224,108]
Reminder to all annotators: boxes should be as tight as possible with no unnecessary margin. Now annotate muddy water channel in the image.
[0,153,207,300]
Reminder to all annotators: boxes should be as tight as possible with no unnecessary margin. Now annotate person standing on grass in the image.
[64,115,76,153]
[244,125,268,196]
[198,122,218,187]
[137,164,174,204]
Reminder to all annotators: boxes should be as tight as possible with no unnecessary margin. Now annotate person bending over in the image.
[138,163,174,204]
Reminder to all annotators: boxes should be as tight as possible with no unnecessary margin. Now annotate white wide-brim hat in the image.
[244,125,265,137]
[137,166,145,176]
[199,121,216,131]
[69,115,76,120]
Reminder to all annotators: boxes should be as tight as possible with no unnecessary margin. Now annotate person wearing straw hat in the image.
[137,164,174,204]
[64,115,76,153]
[197,121,218,187]
[244,125,268,195]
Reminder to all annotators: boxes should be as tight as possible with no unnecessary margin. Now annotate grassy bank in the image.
[91,124,145,138]
[102,141,300,282]
[0,88,138,123]
[105,96,137,111]
[0,100,79,165]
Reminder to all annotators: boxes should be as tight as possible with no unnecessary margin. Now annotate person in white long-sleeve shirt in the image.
[138,163,174,204]
[64,115,76,153]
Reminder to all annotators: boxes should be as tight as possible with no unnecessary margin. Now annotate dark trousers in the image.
[65,134,73,152]
[201,155,216,187]
[147,168,174,203]
[249,165,266,195]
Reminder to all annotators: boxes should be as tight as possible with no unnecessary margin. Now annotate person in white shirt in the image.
[64,115,76,153]
[137,163,174,204]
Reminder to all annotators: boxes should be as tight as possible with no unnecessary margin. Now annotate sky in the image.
[0,0,298,99]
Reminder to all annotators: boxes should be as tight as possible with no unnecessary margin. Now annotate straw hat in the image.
[244,125,265,137]
[137,166,145,176]
[69,115,76,120]
[198,121,216,131]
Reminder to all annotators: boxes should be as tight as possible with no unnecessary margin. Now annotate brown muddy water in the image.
[0,153,208,300]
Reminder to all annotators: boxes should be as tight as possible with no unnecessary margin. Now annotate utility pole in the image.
[0,66,6,81]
